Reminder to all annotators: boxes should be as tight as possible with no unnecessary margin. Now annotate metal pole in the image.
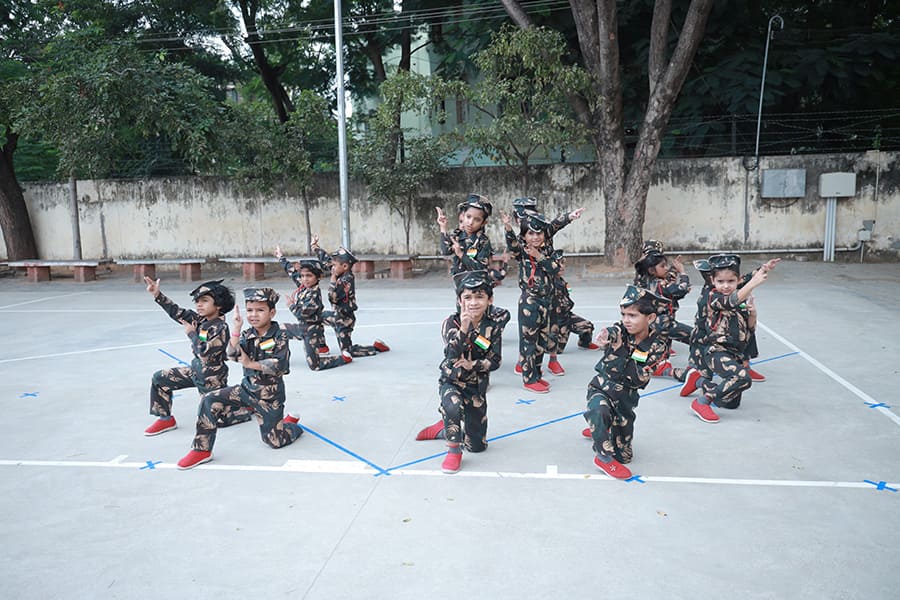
[752,15,784,167]
[334,0,351,250]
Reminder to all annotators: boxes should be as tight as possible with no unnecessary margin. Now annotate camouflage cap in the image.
[298,259,323,277]
[550,249,565,262]
[640,239,665,258]
[189,279,226,300]
[619,284,665,310]
[243,287,279,306]
[692,259,712,273]
[332,247,358,265]
[512,197,538,216]
[453,269,492,295]
[524,212,552,232]
[708,253,741,269]
[457,193,493,217]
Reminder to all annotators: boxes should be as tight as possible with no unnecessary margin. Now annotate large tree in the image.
[501,0,714,266]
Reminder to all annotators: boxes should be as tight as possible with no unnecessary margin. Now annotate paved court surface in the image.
[1,259,898,599]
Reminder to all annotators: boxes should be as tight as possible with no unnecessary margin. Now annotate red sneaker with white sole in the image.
[679,368,702,397]
[582,342,600,350]
[524,381,550,394]
[748,368,766,382]
[441,451,462,474]
[581,427,592,439]
[177,450,212,470]
[284,413,300,425]
[373,339,390,352]
[416,420,445,441]
[341,351,353,363]
[593,455,632,479]
[514,362,523,374]
[317,346,329,354]
[144,417,177,436]
[690,399,720,423]
[547,360,565,376]
[652,360,672,377]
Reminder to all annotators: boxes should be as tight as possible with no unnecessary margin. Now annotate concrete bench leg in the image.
[132,264,156,283]
[353,260,375,280]
[390,259,414,279]
[26,266,51,283]
[180,263,202,282]
[243,262,266,281]
[73,266,96,282]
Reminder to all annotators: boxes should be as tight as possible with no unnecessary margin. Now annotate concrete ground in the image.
[0,259,898,600]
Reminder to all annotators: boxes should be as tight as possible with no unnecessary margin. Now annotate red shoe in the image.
[341,350,353,364]
[177,450,212,470]
[593,455,632,479]
[581,427,592,439]
[668,347,677,356]
[317,346,329,354]
[582,342,600,350]
[547,360,565,376]
[690,399,720,423]
[524,381,550,394]
[748,368,766,382]
[679,368,701,397]
[415,420,445,441]
[144,417,177,436]
[514,362,523,374]
[539,378,550,386]
[284,413,300,425]
[441,450,462,474]
[652,360,672,377]
[373,339,390,352]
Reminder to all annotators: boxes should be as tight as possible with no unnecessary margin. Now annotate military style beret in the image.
[640,239,665,259]
[332,246,358,265]
[453,269,492,294]
[190,279,227,300]
[524,212,551,232]
[619,284,665,310]
[708,253,741,269]
[243,287,279,305]
[457,193,493,217]
[298,259,323,277]
[693,259,712,273]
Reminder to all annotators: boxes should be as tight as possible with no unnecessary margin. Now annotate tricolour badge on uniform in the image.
[631,349,648,363]
[474,335,491,350]
[466,247,478,258]
[259,338,276,351]
[199,330,208,342]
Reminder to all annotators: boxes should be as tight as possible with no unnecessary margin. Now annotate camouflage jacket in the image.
[551,273,575,313]
[314,247,359,316]
[505,230,561,298]
[287,284,325,328]
[703,290,752,354]
[279,256,304,288]
[154,292,229,387]
[635,270,691,315]
[440,229,494,275]
[438,313,503,387]
[588,323,668,403]
[229,321,290,387]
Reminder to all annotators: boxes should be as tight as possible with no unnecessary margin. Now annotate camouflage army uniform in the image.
[191,320,302,452]
[441,227,512,331]
[635,269,693,347]
[584,323,668,463]
[547,268,594,354]
[506,227,561,385]
[149,292,251,427]
[315,248,380,357]
[438,312,503,453]
[278,257,346,371]
[697,289,754,410]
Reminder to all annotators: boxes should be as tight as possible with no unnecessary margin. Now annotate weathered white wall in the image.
[8,151,898,260]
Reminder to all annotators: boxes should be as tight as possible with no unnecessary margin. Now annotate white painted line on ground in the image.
[0,309,158,313]
[0,292,90,310]
[110,455,129,464]
[354,321,443,329]
[758,321,900,428]
[0,338,183,364]
[0,458,895,492]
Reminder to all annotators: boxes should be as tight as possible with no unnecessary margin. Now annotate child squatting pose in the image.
[143,277,252,436]
[177,288,304,470]
[414,270,503,474]
[583,285,669,480]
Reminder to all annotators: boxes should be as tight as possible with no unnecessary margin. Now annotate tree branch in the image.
[648,0,672,95]
[500,0,534,28]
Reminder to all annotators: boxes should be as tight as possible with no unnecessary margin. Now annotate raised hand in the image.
[499,210,512,229]
[672,255,685,274]
[310,234,320,250]
[233,304,243,333]
[596,327,610,348]
[144,276,160,297]
[274,245,283,259]
[569,207,585,220]
[762,258,781,272]
[179,318,197,336]
[435,206,448,231]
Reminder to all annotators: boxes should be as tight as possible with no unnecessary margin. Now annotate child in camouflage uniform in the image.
[582,285,669,479]
[545,251,598,374]
[414,271,503,474]
[502,210,561,394]
[689,254,777,423]
[143,277,252,436]
[310,236,390,358]
[177,288,304,470]
[274,246,352,370]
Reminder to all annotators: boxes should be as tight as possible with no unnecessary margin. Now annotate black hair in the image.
[457,282,493,299]
[633,253,667,283]
[519,220,546,239]
[203,286,235,315]
[710,265,741,279]
[629,296,658,316]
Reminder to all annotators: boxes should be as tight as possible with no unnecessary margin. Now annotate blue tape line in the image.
[750,351,799,365]
[863,480,898,492]
[140,460,162,470]
[382,451,448,474]
[865,402,890,409]
[298,422,389,476]
[20,392,39,398]
[332,395,347,402]
[516,399,535,405]
[625,475,645,483]
[157,348,189,366]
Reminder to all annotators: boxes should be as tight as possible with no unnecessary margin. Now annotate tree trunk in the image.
[0,131,39,260]
[302,187,313,251]
[238,0,294,123]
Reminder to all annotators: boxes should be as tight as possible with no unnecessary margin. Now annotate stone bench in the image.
[115,258,206,283]
[220,256,314,281]
[353,254,418,280]
[8,259,109,283]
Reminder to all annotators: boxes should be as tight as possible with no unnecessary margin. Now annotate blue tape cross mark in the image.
[298,422,389,476]
[625,475,645,483]
[140,461,162,470]
[332,395,347,402]
[863,480,898,492]
[20,392,39,398]
[158,349,189,367]
[750,351,800,365]
[516,399,535,405]
[865,402,890,409]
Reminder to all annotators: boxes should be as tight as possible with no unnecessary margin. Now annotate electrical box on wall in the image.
[818,172,856,198]
[761,169,806,198]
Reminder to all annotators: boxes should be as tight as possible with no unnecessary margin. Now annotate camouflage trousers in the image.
[656,313,693,347]
[282,322,348,371]
[584,382,638,464]
[192,380,303,452]
[323,311,378,357]
[517,293,551,384]
[489,305,511,332]
[150,366,252,427]
[548,309,594,354]
[439,380,488,453]
[699,348,752,409]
